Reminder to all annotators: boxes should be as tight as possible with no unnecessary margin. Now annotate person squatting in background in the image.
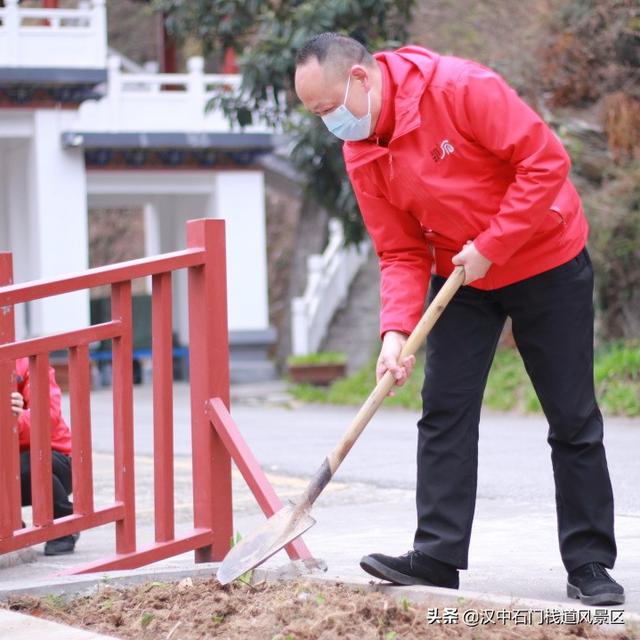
[11,357,79,555]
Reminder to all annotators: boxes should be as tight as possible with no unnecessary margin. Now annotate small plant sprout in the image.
[140,611,154,629]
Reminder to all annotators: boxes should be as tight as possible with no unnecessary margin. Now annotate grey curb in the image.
[0,548,37,570]
[0,565,224,601]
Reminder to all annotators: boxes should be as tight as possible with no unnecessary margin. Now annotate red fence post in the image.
[151,271,175,543]
[68,344,94,516]
[0,253,21,538]
[111,281,136,554]
[206,398,314,562]
[29,353,54,527]
[187,219,233,562]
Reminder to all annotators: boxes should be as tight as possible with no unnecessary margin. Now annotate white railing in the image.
[291,219,370,356]
[0,0,106,69]
[75,55,272,134]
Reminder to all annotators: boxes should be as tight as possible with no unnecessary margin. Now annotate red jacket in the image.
[344,47,588,337]
[15,357,72,455]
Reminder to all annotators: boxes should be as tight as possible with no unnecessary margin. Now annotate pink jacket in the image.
[15,357,72,455]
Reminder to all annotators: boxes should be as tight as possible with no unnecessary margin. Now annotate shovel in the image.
[217,265,465,584]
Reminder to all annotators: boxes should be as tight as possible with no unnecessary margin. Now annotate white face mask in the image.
[321,74,372,141]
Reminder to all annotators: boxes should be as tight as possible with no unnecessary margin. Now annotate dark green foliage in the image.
[288,116,366,242]
[156,1,264,54]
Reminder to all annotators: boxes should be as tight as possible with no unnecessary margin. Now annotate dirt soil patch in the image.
[2,577,635,640]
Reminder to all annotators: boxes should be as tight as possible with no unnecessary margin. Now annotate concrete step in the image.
[321,251,380,374]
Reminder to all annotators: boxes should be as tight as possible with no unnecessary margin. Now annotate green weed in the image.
[140,611,154,629]
[99,598,113,611]
[43,594,66,609]
[229,531,254,585]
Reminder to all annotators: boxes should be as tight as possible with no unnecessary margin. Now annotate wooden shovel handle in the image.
[302,266,465,506]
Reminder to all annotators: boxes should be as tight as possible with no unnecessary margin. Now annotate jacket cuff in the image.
[380,319,417,340]
[473,232,511,267]
[380,328,411,341]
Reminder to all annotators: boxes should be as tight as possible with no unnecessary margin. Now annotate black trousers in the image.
[414,249,617,572]
[20,450,73,519]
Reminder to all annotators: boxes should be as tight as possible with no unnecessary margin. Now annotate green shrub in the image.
[483,349,527,411]
[594,341,640,383]
[289,343,640,417]
[595,341,640,415]
[290,354,424,408]
[287,352,346,366]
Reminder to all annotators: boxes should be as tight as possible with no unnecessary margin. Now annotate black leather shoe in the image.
[567,562,625,606]
[360,550,459,588]
[44,532,79,556]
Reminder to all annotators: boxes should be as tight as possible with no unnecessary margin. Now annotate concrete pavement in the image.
[0,381,638,616]
[0,609,116,640]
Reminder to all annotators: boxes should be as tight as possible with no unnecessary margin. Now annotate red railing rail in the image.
[0,219,235,572]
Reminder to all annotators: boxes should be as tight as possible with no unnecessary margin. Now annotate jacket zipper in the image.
[385,118,421,183]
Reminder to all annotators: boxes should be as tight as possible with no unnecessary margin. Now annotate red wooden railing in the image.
[0,218,312,574]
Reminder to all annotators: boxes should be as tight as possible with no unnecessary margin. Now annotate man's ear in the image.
[350,64,370,91]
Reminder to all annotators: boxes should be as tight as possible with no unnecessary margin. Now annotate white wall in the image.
[213,171,269,332]
[0,0,107,69]
[2,133,272,344]
[0,145,8,247]
[87,170,270,341]
[27,110,89,335]
[0,117,89,338]
[75,56,272,135]
[4,140,30,339]
[151,193,214,346]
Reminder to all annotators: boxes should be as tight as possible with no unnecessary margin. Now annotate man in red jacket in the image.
[294,33,624,606]
[11,357,79,555]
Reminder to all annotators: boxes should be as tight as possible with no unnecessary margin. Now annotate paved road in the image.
[87,384,640,516]
[3,383,637,615]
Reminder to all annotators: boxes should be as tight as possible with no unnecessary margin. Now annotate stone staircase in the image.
[320,251,381,374]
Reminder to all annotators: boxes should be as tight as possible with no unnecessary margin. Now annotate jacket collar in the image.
[343,46,440,170]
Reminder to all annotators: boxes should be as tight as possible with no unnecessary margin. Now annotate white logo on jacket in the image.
[430,139,455,163]
[439,139,455,159]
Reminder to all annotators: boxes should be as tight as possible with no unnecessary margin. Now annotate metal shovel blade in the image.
[217,501,316,585]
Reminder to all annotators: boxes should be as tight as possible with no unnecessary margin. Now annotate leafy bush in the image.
[290,353,422,409]
[287,351,346,366]
[290,344,640,417]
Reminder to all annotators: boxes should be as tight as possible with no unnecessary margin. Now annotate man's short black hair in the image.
[295,32,374,73]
